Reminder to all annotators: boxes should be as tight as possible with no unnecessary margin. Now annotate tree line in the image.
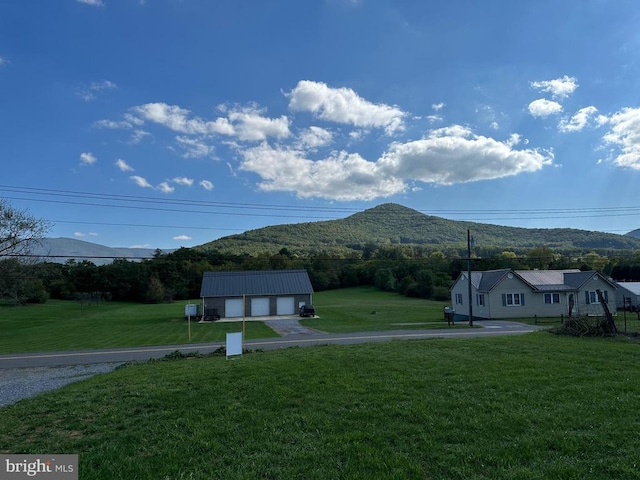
[3,244,640,306]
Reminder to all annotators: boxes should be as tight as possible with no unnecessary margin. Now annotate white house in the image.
[450,269,617,320]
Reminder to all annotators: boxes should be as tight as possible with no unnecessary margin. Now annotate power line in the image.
[49,219,243,232]
[4,184,640,220]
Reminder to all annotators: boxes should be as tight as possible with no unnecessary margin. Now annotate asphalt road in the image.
[0,320,544,369]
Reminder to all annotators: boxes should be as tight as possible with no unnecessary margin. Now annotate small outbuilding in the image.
[200,269,314,319]
[615,282,640,310]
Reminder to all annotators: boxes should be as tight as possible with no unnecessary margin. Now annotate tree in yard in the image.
[0,198,50,257]
[0,199,51,303]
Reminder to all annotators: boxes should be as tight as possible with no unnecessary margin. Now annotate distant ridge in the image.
[198,203,640,256]
[27,238,172,265]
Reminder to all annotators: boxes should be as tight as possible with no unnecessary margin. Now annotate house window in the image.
[503,293,525,306]
[544,293,560,304]
[585,290,609,304]
[455,293,463,305]
[476,294,485,306]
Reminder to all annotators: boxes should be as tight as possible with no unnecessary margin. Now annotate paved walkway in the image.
[216,314,323,336]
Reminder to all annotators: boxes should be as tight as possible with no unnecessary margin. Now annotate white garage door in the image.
[225,298,243,318]
[251,298,270,317]
[276,297,295,315]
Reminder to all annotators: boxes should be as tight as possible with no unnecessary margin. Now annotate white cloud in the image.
[157,182,175,194]
[130,175,153,188]
[199,180,214,191]
[432,103,445,111]
[173,235,192,241]
[0,56,9,67]
[227,107,291,141]
[530,75,578,100]
[76,80,117,102]
[297,126,333,149]
[94,119,131,129]
[173,177,193,186]
[77,0,105,6]
[603,107,640,169]
[378,126,553,185]
[132,102,290,143]
[426,115,443,124]
[129,243,151,248]
[132,103,235,136]
[123,113,144,126]
[79,152,97,165]
[238,125,552,200]
[175,136,215,158]
[349,130,367,140]
[129,129,150,144]
[528,99,563,118]
[558,106,603,133]
[115,158,134,172]
[239,143,405,201]
[74,232,86,237]
[287,80,406,134]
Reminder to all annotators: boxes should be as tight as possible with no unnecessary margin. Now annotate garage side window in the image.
[455,293,463,305]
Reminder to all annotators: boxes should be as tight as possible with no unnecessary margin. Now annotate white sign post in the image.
[226,332,243,359]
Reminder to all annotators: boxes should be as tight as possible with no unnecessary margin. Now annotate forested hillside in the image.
[199,203,640,256]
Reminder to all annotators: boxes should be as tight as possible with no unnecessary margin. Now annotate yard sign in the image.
[226,332,243,359]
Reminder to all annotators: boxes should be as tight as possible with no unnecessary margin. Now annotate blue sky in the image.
[2,0,640,249]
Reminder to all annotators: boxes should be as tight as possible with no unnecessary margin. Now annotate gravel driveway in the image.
[0,318,317,407]
[0,363,123,407]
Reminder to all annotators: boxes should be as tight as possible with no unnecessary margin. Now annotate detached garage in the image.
[200,270,314,319]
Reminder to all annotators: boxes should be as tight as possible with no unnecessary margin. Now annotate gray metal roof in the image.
[616,282,640,296]
[200,270,314,298]
[515,270,578,286]
[477,269,510,291]
[563,271,599,290]
[464,268,615,293]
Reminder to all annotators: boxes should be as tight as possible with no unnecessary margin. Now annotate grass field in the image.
[0,300,277,354]
[5,286,635,355]
[2,333,640,479]
[0,287,451,354]
[303,286,451,333]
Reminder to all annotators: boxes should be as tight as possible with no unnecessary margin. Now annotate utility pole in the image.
[467,229,473,327]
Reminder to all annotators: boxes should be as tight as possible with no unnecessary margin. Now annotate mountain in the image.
[28,238,171,265]
[198,203,640,256]
[626,228,640,239]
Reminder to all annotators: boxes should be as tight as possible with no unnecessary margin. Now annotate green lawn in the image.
[0,300,277,354]
[307,285,451,333]
[2,333,640,479]
[0,288,453,354]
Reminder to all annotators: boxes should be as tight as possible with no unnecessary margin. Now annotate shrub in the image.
[550,315,617,337]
